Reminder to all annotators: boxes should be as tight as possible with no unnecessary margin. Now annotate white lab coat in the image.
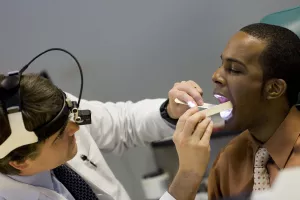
[0,93,175,200]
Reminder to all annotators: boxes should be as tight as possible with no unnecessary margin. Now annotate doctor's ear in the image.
[9,160,29,171]
[264,79,287,100]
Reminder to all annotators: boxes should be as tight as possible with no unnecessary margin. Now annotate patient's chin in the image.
[224,121,247,134]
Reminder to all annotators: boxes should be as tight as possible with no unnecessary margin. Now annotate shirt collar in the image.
[8,170,55,190]
[248,106,300,169]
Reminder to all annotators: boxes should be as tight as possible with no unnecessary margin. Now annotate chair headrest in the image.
[260,6,300,38]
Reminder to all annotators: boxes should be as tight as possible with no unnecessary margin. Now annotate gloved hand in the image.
[167,80,203,119]
[169,107,213,200]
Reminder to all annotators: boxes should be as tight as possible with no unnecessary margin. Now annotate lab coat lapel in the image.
[67,155,114,200]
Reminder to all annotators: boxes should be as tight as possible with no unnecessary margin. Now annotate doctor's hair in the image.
[240,23,300,107]
[0,73,63,175]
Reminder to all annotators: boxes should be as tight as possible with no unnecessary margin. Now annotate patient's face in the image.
[212,31,268,132]
[11,121,79,175]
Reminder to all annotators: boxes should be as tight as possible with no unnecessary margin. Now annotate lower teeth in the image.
[220,108,233,120]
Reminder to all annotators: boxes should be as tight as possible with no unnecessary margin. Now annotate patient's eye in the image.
[226,63,243,75]
[228,67,241,74]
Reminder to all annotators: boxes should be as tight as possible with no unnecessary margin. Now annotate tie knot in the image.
[254,147,270,167]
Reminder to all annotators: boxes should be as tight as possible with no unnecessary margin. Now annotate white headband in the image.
[0,112,38,159]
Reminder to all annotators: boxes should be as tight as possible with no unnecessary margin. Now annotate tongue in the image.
[218,97,228,103]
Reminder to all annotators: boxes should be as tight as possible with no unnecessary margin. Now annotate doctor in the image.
[0,65,206,200]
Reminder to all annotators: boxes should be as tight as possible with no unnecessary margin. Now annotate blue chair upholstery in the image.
[260,6,300,38]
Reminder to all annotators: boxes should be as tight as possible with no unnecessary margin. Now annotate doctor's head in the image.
[0,74,79,176]
[212,23,300,138]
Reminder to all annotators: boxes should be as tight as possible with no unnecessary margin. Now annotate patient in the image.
[207,23,300,200]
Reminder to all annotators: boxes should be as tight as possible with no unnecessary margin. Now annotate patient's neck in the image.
[249,104,290,143]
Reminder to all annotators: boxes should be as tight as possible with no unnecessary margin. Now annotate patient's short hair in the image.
[240,23,300,107]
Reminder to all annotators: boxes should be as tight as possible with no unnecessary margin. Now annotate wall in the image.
[0,1,299,199]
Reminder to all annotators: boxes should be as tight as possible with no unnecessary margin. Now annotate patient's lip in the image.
[214,94,229,103]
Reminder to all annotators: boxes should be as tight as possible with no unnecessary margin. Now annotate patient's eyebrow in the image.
[220,55,246,67]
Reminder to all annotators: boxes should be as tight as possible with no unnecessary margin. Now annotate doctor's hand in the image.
[169,107,213,200]
[174,107,213,176]
[167,80,203,119]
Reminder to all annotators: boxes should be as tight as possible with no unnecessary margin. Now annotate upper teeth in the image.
[214,94,228,102]
[214,94,226,99]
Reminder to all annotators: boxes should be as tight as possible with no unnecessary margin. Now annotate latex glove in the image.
[167,80,203,119]
[169,107,213,200]
[174,107,212,175]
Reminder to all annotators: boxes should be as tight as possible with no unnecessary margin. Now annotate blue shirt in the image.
[8,171,75,200]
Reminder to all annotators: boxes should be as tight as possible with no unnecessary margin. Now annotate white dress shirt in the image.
[6,171,175,200]
[8,171,75,200]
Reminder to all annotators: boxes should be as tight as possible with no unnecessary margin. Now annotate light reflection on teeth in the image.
[220,108,233,120]
[214,94,229,103]
[214,94,222,98]
[214,94,233,120]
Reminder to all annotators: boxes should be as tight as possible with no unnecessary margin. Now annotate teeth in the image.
[214,94,233,120]
[220,109,233,120]
[214,94,222,98]
[214,94,228,103]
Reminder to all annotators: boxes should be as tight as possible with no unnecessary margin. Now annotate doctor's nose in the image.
[68,122,80,136]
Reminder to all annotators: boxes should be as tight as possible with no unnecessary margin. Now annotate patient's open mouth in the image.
[214,94,233,120]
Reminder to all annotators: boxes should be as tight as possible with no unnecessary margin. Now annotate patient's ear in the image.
[264,79,287,100]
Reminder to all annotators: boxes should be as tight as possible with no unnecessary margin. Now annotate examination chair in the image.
[260,5,300,37]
